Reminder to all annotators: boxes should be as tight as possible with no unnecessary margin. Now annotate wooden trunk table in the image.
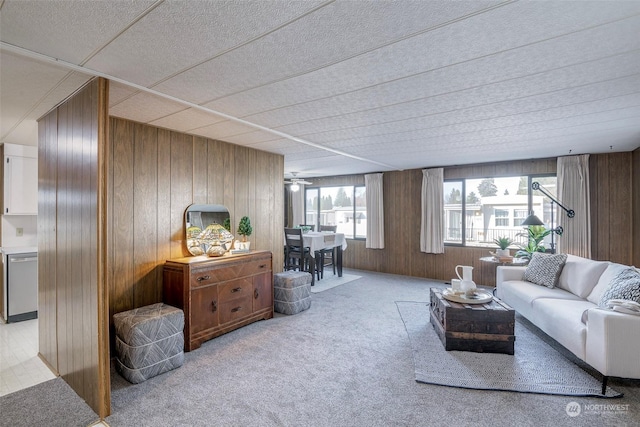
[429,287,515,354]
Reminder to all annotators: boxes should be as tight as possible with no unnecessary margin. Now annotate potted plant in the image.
[514,225,556,259]
[235,216,253,250]
[493,236,514,258]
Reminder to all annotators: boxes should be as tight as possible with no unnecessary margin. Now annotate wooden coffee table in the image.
[429,287,515,354]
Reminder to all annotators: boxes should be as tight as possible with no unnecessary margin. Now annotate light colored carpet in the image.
[0,377,99,427]
[103,269,639,426]
[310,273,361,293]
[397,301,622,397]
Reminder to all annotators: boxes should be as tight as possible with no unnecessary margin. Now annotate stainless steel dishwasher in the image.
[7,252,38,322]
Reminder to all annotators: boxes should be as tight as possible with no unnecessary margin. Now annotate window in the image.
[514,209,528,226]
[444,175,557,248]
[494,209,509,227]
[305,185,366,239]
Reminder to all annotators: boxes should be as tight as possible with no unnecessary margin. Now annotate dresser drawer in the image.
[218,278,253,303]
[219,296,253,324]
[189,257,271,288]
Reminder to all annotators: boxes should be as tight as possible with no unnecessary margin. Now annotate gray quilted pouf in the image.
[113,303,185,384]
[274,271,312,315]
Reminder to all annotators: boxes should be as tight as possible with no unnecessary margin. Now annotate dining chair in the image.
[318,225,337,278]
[284,227,319,284]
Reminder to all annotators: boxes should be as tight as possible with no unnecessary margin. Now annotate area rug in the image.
[0,377,100,426]
[310,273,361,293]
[396,301,622,398]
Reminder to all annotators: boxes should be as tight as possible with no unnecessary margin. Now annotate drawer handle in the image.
[211,301,217,313]
[231,287,242,293]
[259,264,266,269]
[197,275,211,282]
[231,306,242,313]
[254,289,259,299]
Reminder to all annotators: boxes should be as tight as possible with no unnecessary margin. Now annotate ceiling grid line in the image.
[259,74,640,141]
[201,10,640,115]
[236,48,640,124]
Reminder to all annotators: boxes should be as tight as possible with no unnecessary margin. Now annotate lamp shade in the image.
[521,213,544,226]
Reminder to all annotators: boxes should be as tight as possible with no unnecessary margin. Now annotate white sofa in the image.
[496,254,640,392]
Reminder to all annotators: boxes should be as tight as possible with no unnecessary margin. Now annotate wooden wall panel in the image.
[170,132,193,259]
[590,152,633,264]
[309,156,633,286]
[108,118,284,332]
[133,123,159,308]
[38,78,110,418]
[109,119,134,317]
[37,109,58,372]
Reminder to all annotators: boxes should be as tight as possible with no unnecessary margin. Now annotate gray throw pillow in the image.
[523,252,568,288]
[599,268,640,308]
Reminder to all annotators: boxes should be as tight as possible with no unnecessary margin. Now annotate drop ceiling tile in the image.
[154,0,503,103]
[275,76,640,144]
[109,82,139,106]
[222,131,282,146]
[0,0,157,64]
[1,119,38,146]
[150,108,226,133]
[190,120,261,140]
[206,4,640,119]
[1,51,91,139]
[108,92,186,124]
[234,49,640,130]
[85,1,326,87]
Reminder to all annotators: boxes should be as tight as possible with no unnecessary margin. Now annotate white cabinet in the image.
[1,144,37,215]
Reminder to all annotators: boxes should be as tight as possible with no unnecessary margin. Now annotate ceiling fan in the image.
[284,173,312,191]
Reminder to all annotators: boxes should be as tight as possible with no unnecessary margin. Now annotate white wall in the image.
[1,215,37,247]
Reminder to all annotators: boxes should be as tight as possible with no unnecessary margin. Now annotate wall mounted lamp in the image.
[521,181,574,253]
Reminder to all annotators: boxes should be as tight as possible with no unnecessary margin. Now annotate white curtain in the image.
[556,155,590,257]
[365,173,384,249]
[420,168,444,254]
[291,184,305,227]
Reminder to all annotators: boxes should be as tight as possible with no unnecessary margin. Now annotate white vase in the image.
[496,249,510,257]
[235,240,250,251]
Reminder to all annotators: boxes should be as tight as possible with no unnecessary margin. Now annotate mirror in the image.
[185,204,234,256]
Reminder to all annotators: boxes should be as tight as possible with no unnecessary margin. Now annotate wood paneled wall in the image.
[37,78,111,418]
[590,152,634,264]
[107,118,284,330]
[310,155,637,286]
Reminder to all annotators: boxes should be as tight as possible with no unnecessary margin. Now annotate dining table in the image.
[291,231,347,277]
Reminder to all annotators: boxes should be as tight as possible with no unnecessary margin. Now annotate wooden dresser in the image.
[163,250,273,351]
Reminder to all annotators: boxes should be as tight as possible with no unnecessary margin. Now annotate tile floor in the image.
[0,318,56,396]
[0,319,110,425]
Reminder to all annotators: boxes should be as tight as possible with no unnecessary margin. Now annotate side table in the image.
[479,256,528,294]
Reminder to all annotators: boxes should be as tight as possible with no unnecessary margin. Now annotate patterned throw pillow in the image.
[523,252,568,288]
[599,268,640,308]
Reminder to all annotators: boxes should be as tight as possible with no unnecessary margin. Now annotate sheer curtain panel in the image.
[365,173,384,249]
[557,155,590,257]
[420,168,444,254]
[291,184,305,228]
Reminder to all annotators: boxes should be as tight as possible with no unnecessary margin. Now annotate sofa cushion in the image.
[599,268,640,308]
[531,298,593,360]
[557,254,608,298]
[523,252,568,288]
[587,262,629,304]
[498,279,582,321]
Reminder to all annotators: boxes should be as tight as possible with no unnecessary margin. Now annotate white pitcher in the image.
[455,265,476,293]
[455,265,474,282]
